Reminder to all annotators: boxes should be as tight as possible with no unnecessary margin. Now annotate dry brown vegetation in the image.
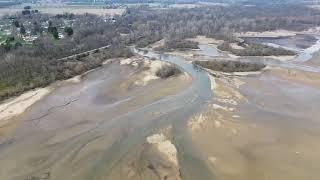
[155,64,182,78]
[0,4,318,101]
[193,60,266,72]
[154,40,199,52]
[0,46,132,101]
[217,41,296,56]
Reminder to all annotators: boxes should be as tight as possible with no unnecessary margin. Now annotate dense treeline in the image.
[0,14,125,100]
[228,5,320,32]
[0,46,132,100]
[4,5,318,55]
[114,4,320,52]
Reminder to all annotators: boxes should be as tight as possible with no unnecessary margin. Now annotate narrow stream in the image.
[78,48,215,179]
[132,48,212,100]
[132,48,215,180]
[197,34,320,73]
[5,33,318,179]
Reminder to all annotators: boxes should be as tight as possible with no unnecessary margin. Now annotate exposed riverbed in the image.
[0,51,214,180]
[1,33,320,180]
[181,34,320,180]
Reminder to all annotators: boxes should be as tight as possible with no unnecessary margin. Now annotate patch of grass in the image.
[193,60,266,72]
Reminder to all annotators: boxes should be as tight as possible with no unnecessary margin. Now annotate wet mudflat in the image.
[0,57,211,180]
[1,33,320,180]
[181,34,320,180]
[199,69,320,180]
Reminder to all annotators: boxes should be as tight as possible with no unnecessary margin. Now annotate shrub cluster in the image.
[155,65,182,78]
[217,42,296,56]
[154,40,199,52]
[193,60,266,72]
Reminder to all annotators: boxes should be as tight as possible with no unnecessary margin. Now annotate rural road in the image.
[57,45,111,61]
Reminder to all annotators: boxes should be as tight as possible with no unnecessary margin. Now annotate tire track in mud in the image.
[24,99,79,126]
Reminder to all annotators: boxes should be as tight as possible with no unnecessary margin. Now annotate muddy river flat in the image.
[1,34,320,180]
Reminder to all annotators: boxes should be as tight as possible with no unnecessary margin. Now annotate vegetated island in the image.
[193,60,266,73]
[217,40,296,57]
[154,39,199,52]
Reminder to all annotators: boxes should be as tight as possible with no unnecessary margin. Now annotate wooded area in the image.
[0,4,319,100]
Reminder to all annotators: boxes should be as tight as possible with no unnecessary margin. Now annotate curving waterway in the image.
[198,34,320,73]
[245,34,320,72]
[1,34,317,179]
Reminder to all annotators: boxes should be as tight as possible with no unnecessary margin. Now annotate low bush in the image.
[156,65,182,78]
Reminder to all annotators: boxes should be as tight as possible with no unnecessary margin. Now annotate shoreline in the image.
[0,87,51,127]
[0,55,191,128]
[0,58,119,126]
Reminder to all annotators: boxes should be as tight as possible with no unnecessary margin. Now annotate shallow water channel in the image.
[1,34,318,179]
[198,34,320,72]
[0,48,213,180]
